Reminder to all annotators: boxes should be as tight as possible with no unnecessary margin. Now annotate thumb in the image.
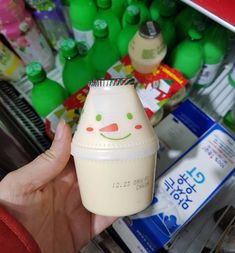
[12,119,72,192]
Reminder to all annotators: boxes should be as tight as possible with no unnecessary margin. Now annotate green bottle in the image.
[69,0,97,48]
[169,29,203,84]
[90,19,120,78]
[122,0,150,28]
[174,6,210,42]
[195,24,228,88]
[96,0,121,43]
[158,18,176,54]
[150,0,178,20]
[149,0,177,53]
[60,39,95,95]
[111,0,128,21]
[26,62,68,118]
[149,0,161,22]
[117,5,140,57]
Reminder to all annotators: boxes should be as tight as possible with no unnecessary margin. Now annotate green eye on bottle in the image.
[96,114,102,121]
[127,113,133,120]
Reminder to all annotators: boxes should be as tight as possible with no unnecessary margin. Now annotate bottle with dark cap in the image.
[128,20,167,74]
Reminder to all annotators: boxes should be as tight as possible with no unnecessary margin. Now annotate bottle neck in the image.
[32,76,47,85]
[95,35,108,41]
[64,53,79,61]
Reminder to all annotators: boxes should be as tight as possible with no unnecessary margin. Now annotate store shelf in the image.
[180,0,235,33]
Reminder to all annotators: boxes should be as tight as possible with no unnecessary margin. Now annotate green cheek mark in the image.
[96,114,102,121]
[127,112,133,120]
[100,133,131,140]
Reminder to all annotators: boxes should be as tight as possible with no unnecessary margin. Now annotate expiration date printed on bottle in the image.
[112,176,150,191]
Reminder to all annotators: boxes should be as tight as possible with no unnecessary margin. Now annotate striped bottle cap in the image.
[88,78,136,87]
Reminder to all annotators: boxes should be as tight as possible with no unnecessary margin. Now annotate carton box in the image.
[113,102,235,253]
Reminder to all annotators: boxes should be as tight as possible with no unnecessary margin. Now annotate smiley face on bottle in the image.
[85,112,143,141]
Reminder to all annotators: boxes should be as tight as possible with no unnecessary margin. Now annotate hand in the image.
[0,120,116,253]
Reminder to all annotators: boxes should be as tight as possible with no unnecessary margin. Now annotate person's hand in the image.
[0,120,116,253]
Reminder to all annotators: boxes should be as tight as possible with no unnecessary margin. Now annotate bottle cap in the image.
[88,78,135,87]
[25,62,46,83]
[156,0,178,17]
[59,39,78,58]
[97,0,111,9]
[139,21,161,39]
[93,19,109,38]
[188,28,202,40]
[126,5,140,25]
[77,41,89,57]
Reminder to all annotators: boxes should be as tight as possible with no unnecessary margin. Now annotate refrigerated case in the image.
[108,1,235,253]
[0,81,51,178]
[0,0,234,253]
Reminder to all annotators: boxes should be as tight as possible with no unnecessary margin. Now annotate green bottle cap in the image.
[25,62,46,83]
[60,39,78,58]
[93,19,109,38]
[188,28,202,40]
[97,0,111,9]
[77,41,89,57]
[126,5,140,25]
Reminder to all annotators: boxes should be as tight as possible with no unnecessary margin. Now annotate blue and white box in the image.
[113,101,235,253]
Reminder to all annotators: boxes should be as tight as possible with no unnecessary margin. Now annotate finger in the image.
[91,215,118,238]
[12,119,72,192]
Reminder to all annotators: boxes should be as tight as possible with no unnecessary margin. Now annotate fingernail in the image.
[55,119,65,140]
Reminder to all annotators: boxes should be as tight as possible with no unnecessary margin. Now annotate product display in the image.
[69,0,97,48]
[90,19,120,78]
[195,24,229,88]
[60,39,95,95]
[29,0,72,50]
[122,0,150,28]
[174,6,210,42]
[169,29,203,84]
[116,5,140,57]
[150,0,178,20]
[71,78,159,216]
[0,0,234,252]
[61,0,73,33]
[0,40,25,81]
[149,1,177,53]
[128,20,167,74]
[95,0,121,43]
[0,0,54,70]
[0,0,25,24]
[111,0,128,21]
[26,62,68,117]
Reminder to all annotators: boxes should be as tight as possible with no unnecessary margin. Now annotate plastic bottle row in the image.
[24,57,235,134]
[0,0,233,91]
